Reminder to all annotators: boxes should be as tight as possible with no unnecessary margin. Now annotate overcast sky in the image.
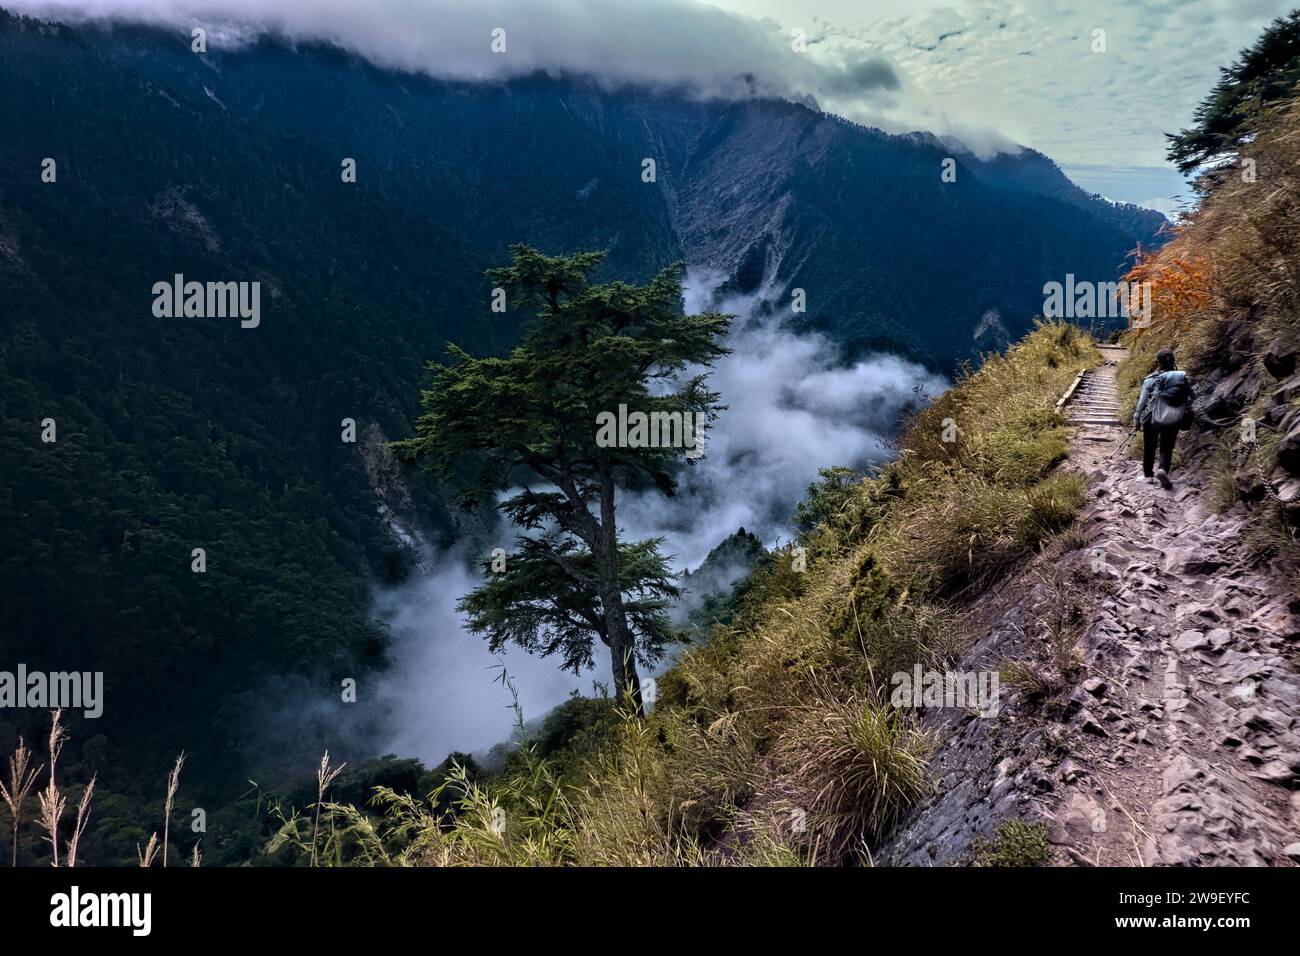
[14,0,1298,211]
[712,0,1297,213]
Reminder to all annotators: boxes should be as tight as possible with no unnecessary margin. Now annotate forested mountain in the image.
[0,8,1164,863]
[74,19,1167,364]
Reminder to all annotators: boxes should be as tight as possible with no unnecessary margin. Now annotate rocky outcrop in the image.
[1190,316,1300,525]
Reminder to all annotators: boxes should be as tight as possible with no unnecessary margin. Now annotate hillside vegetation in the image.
[1119,85,1300,558]
[303,322,1095,865]
[0,7,1165,864]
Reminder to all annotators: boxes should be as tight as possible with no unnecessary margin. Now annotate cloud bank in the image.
[620,269,947,570]
[12,0,896,101]
[371,546,589,765]
[9,0,1019,152]
[15,0,1293,179]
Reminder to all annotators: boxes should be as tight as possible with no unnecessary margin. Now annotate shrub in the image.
[969,819,1051,867]
[769,683,931,859]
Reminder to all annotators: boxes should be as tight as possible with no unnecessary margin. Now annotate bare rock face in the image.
[1263,336,1298,379]
[1274,372,1300,407]
[1235,470,1268,503]
[1192,316,1300,521]
[147,185,222,252]
[1204,364,1255,421]
[1278,415,1300,476]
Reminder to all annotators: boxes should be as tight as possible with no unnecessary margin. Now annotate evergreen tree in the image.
[395,246,730,713]
[459,533,681,674]
[1168,11,1300,177]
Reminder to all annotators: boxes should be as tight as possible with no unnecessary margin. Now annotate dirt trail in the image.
[879,343,1298,867]
[1052,343,1300,865]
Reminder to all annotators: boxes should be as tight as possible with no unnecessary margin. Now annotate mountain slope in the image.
[78,19,1166,367]
[551,88,1168,364]
[0,7,1166,863]
[882,349,1299,865]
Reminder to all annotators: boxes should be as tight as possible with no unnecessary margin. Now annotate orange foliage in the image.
[1121,241,1213,337]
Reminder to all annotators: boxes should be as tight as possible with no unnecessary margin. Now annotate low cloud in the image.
[370,269,945,765]
[12,0,897,103]
[371,545,588,766]
[618,269,947,569]
[11,0,1024,150]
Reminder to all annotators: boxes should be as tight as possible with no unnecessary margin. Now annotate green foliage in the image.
[865,322,1092,597]
[830,555,902,640]
[502,695,620,785]
[1168,11,1300,177]
[772,683,931,856]
[0,9,690,856]
[396,245,730,705]
[1018,472,1089,546]
[795,466,864,537]
[459,534,682,672]
[674,528,767,642]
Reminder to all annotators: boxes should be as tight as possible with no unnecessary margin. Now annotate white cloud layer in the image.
[371,270,944,765]
[12,1,903,106]
[15,0,1297,201]
[619,269,947,571]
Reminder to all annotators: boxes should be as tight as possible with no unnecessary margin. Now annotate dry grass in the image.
[37,709,67,867]
[0,736,41,867]
[3,711,101,867]
[137,833,159,868]
[1119,94,1300,554]
[162,753,184,868]
[766,679,931,858]
[311,751,346,867]
[309,322,1097,867]
[65,775,96,868]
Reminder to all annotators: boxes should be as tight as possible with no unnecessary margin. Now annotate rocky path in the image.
[1049,343,1300,865]
[878,343,1298,867]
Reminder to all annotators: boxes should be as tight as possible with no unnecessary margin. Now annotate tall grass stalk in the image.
[37,709,67,867]
[0,736,41,867]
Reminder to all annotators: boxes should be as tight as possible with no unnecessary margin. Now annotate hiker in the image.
[1133,348,1194,489]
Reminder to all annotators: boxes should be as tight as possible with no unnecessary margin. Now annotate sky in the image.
[710,0,1296,214]
[13,0,1297,213]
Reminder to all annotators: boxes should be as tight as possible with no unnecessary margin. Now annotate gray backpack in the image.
[1146,371,1192,429]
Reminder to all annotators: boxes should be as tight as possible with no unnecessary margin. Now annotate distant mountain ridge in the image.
[71,15,1166,366]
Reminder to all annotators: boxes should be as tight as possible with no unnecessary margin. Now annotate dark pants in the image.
[1142,424,1177,477]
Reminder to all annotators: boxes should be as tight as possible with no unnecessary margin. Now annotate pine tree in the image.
[395,246,730,713]
[1168,11,1300,177]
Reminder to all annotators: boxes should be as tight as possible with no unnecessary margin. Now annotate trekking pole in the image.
[1108,425,1138,460]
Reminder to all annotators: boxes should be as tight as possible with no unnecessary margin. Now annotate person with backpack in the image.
[1133,348,1194,489]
